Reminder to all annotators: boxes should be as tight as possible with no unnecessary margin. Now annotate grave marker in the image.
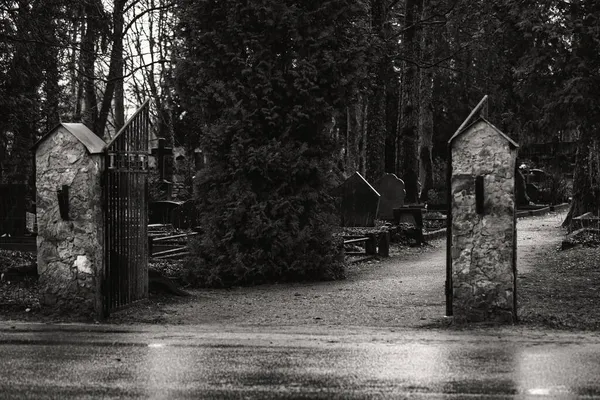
[151,137,173,181]
[339,172,380,227]
[0,184,26,236]
[374,173,405,220]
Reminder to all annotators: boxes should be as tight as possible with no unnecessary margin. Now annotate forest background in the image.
[1,0,599,285]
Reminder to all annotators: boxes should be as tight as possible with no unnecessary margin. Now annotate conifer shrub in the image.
[175,0,368,287]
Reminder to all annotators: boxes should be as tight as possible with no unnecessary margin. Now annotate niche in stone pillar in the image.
[33,123,106,317]
[447,100,519,323]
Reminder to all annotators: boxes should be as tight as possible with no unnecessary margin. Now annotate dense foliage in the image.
[3,0,600,283]
[502,0,600,224]
[175,0,368,286]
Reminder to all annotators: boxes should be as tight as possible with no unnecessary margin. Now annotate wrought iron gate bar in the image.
[104,101,150,315]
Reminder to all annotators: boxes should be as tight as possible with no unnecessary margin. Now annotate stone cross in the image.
[374,173,405,220]
[151,138,173,180]
[338,172,380,227]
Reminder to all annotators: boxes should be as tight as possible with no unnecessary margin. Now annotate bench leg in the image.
[365,234,377,255]
[377,232,390,257]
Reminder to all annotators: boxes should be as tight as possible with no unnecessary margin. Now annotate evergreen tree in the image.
[0,0,63,184]
[552,1,600,225]
[508,0,600,225]
[175,0,369,286]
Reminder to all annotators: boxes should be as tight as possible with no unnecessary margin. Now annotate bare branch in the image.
[123,2,175,36]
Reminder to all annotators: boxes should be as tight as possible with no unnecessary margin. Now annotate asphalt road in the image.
[2,323,600,399]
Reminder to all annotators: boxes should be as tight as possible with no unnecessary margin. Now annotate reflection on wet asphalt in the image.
[1,324,600,398]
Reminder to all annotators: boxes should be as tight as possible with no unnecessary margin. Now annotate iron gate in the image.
[104,100,150,315]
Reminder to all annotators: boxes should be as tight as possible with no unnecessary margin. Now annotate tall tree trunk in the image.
[385,41,399,173]
[114,75,125,131]
[81,5,99,131]
[399,0,423,203]
[344,98,367,177]
[39,0,61,132]
[365,0,386,183]
[359,98,368,177]
[96,0,126,137]
[418,0,434,203]
[44,48,61,132]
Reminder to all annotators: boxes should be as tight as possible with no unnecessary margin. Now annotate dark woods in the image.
[1,0,599,285]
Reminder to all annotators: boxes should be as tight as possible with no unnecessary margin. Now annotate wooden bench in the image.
[342,231,389,257]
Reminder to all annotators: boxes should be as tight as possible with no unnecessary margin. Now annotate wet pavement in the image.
[2,323,600,399]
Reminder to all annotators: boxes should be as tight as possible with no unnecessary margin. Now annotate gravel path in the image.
[111,211,569,327]
[517,211,567,274]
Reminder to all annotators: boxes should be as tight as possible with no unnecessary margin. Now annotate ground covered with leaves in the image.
[519,241,600,330]
[0,250,41,320]
[0,251,37,304]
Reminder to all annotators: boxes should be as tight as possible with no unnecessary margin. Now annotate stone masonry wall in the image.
[451,121,517,323]
[36,128,104,317]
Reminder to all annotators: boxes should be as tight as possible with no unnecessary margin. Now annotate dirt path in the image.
[112,243,448,327]
[111,211,568,327]
[517,211,567,274]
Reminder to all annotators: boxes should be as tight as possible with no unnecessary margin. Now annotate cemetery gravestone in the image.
[149,200,183,225]
[374,173,405,220]
[172,200,201,230]
[339,172,380,227]
[448,104,518,323]
[151,137,174,181]
[0,184,26,236]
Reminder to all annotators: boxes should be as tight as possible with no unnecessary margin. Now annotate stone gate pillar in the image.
[33,123,106,317]
[447,111,518,323]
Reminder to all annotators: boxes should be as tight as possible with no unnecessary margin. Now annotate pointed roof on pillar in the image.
[448,95,518,149]
[33,123,106,154]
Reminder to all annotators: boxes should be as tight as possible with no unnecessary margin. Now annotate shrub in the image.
[175,0,368,287]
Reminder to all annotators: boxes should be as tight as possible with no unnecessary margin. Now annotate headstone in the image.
[149,200,183,224]
[374,173,405,220]
[172,200,200,230]
[448,101,518,323]
[339,172,380,227]
[0,184,26,236]
[151,137,173,181]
